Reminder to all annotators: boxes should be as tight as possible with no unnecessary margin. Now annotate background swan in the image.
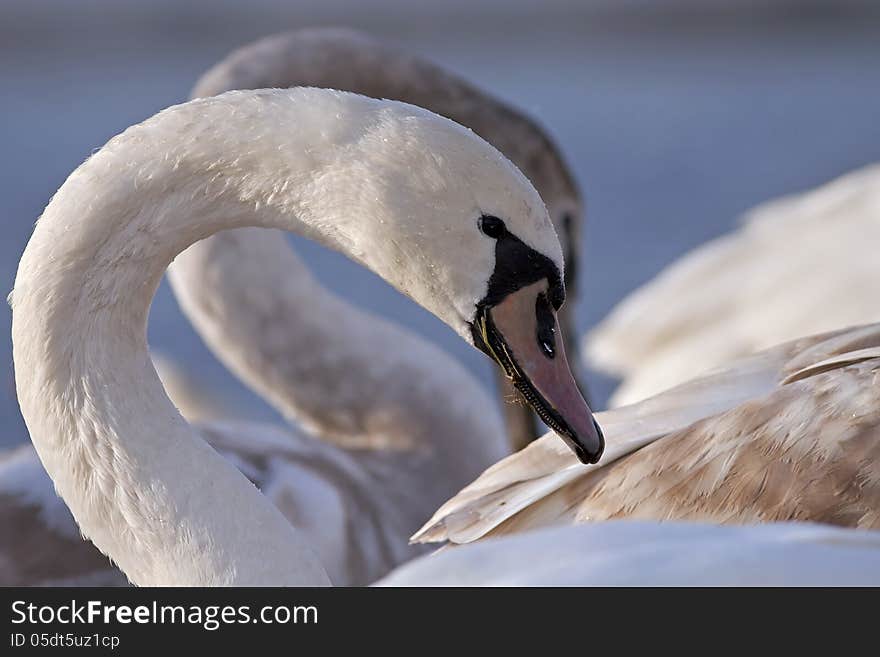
[12,88,599,585]
[414,323,880,545]
[586,164,880,407]
[166,231,511,585]
[384,521,880,586]
[178,28,585,449]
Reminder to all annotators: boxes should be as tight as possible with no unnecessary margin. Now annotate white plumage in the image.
[586,164,880,407]
[384,521,880,586]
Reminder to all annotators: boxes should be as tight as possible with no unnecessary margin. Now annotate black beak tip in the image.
[571,418,605,465]
[591,417,606,462]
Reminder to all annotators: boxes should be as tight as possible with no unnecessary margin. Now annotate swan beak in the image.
[474,281,604,464]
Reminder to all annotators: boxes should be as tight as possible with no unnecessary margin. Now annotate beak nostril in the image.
[535,292,557,359]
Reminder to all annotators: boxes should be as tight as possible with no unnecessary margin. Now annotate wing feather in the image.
[415,326,880,544]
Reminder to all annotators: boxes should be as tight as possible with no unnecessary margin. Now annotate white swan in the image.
[179,28,586,449]
[11,88,601,585]
[586,164,880,407]
[383,521,880,586]
[8,30,557,586]
[413,322,880,545]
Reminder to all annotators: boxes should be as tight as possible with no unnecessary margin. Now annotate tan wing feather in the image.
[490,361,880,537]
[415,325,880,544]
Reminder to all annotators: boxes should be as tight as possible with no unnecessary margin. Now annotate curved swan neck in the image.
[13,88,550,584]
[170,229,507,467]
[12,89,448,585]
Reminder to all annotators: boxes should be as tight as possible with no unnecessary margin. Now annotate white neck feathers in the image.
[13,88,491,585]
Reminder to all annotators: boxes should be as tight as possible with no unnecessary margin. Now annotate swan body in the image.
[183,28,585,449]
[586,164,880,407]
[384,521,880,586]
[414,323,880,545]
[12,88,596,585]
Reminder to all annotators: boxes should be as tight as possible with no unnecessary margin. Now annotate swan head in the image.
[155,88,602,463]
[466,216,604,465]
[301,91,604,463]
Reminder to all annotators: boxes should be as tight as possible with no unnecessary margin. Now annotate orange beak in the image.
[474,280,604,464]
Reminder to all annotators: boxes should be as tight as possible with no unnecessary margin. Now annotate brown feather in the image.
[417,325,880,544]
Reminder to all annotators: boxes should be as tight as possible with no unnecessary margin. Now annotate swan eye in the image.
[535,292,557,359]
[478,215,505,239]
